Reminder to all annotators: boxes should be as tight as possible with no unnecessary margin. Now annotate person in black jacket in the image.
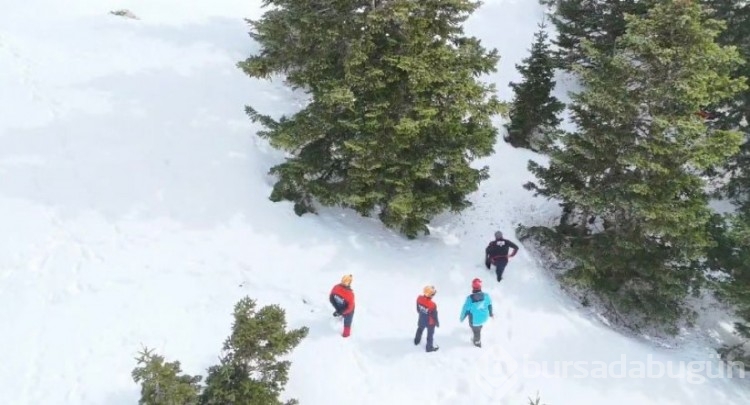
[485,231,519,282]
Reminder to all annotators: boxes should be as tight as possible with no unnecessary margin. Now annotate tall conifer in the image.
[505,19,565,151]
[239,0,504,238]
[526,0,746,329]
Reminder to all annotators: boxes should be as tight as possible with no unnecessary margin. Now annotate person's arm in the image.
[508,240,519,257]
[330,293,341,316]
[433,304,440,327]
[486,295,494,318]
[460,297,470,321]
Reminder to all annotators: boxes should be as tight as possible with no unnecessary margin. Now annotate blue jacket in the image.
[460,291,493,326]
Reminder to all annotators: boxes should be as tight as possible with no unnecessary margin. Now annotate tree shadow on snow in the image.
[0,15,454,261]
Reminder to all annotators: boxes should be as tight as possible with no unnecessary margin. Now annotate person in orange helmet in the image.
[330,274,355,338]
[414,285,440,352]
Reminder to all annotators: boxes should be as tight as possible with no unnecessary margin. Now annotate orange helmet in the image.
[423,285,436,297]
[341,274,353,286]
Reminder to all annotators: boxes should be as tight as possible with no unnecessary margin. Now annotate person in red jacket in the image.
[330,274,355,337]
[414,285,439,352]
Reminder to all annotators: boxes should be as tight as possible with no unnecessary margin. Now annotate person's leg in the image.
[495,259,508,281]
[414,325,425,345]
[426,325,437,352]
[342,312,353,337]
[472,325,482,347]
[330,299,340,316]
[468,314,476,343]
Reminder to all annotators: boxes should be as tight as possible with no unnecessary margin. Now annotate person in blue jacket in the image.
[460,278,493,347]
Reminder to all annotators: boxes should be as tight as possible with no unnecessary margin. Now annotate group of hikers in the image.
[329,231,519,352]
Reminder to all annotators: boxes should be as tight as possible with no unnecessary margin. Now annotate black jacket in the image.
[485,238,519,261]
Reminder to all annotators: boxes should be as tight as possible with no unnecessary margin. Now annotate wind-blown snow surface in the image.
[1,1,749,404]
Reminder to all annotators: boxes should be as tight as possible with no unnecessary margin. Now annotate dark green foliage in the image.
[200,298,308,405]
[239,0,505,238]
[726,143,750,215]
[525,0,747,331]
[706,0,750,212]
[528,391,548,405]
[701,0,750,352]
[504,19,565,151]
[132,297,308,405]
[717,342,750,371]
[714,211,750,370]
[132,349,202,405]
[704,0,750,129]
[707,213,750,338]
[539,0,653,69]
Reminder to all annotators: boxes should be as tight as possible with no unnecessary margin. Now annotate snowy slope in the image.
[1,1,749,404]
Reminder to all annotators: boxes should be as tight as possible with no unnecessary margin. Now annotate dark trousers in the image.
[471,325,483,343]
[414,325,435,350]
[342,312,353,327]
[494,258,508,281]
[332,302,354,328]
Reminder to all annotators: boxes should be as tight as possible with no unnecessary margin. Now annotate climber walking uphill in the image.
[485,231,519,282]
[330,274,355,338]
[414,285,440,352]
[460,278,493,347]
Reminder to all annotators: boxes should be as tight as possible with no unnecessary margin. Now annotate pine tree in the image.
[132,349,202,405]
[200,298,308,405]
[707,213,750,333]
[702,0,750,347]
[707,0,750,211]
[505,19,565,151]
[704,0,750,127]
[524,0,747,330]
[707,211,750,367]
[723,216,750,339]
[132,297,308,405]
[539,0,653,69]
[724,216,750,336]
[528,391,549,405]
[239,0,504,238]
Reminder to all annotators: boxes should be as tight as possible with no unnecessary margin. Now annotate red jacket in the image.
[330,284,355,315]
[416,295,439,327]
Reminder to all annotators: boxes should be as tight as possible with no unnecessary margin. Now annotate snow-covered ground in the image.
[1,1,749,404]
